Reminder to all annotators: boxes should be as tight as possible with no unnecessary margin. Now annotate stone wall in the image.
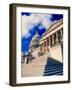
[50,44,63,63]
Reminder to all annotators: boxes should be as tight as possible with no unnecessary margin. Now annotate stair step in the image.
[44,70,63,76]
[44,68,63,73]
[44,66,63,70]
[45,65,63,68]
[55,73,63,75]
[44,67,63,71]
[45,64,63,66]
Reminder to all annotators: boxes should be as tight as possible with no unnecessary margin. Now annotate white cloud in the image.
[22,13,54,37]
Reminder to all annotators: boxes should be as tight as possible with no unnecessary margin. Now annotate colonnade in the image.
[40,28,63,54]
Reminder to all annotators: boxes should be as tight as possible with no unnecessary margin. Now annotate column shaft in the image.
[56,32,59,42]
[52,34,54,46]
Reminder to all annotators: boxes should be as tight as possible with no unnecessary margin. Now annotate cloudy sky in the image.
[21,12,63,54]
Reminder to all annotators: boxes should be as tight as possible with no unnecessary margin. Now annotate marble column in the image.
[60,29,63,43]
[47,38,49,46]
[49,36,51,48]
[50,36,52,47]
[44,41,46,47]
[41,44,43,55]
[42,42,45,54]
[60,29,63,39]
[52,34,54,46]
[46,38,49,52]
[44,41,47,53]
[58,30,61,42]
[56,32,59,42]
[54,33,56,44]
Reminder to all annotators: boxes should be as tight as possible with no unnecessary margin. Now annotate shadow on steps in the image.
[43,57,63,76]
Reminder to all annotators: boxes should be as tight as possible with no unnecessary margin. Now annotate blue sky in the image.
[21,12,63,54]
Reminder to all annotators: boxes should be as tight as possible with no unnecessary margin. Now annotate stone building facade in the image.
[23,19,63,63]
[39,19,63,62]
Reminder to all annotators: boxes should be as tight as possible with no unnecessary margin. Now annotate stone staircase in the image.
[43,58,63,76]
[21,52,63,77]
[21,53,49,77]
